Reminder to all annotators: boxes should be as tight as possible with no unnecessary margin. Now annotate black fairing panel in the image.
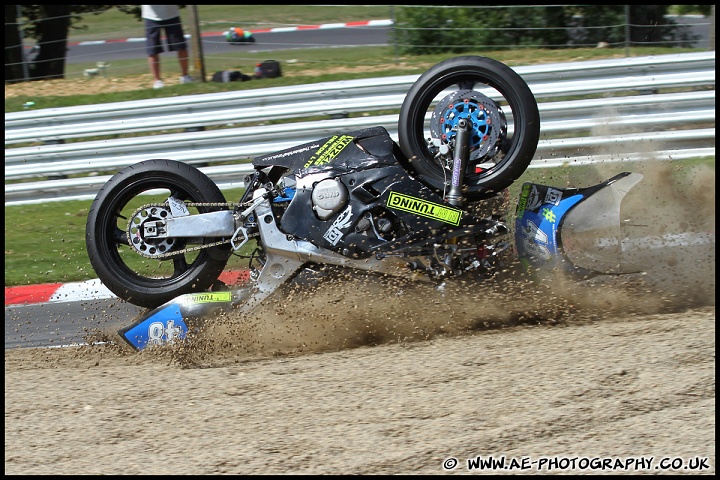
[257,125,497,259]
[253,126,398,177]
[279,164,493,259]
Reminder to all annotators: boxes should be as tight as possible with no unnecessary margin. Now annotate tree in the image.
[6,5,115,82]
[29,5,72,80]
[392,5,698,55]
[5,5,25,82]
[566,5,698,47]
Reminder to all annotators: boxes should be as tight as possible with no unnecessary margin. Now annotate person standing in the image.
[141,5,192,89]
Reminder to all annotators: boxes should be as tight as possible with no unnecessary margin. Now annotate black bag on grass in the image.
[254,60,282,79]
[211,70,251,83]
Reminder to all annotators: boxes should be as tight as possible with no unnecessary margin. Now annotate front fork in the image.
[442,118,510,277]
[445,118,471,208]
[442,118,470,266]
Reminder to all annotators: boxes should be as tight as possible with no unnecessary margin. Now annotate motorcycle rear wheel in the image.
[85,159,232,309]
[398,56,540,201]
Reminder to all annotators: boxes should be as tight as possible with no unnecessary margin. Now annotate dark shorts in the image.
[145,17,187,56]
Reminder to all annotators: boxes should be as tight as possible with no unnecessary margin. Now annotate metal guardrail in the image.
[6,90,715,176]
[5,51,715,144]
[4,52,716,206]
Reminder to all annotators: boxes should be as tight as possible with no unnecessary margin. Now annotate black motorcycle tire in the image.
[398,56,540,201]
[86,159,232,309]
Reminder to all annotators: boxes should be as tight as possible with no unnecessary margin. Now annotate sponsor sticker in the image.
[303,134,354,168]
[544,187,563,206]
[386,192,462,226]
[516,183,531,216]
[184,291,232,303]
[519,219,552,261]
[323,205,353,246]
[526,185,543,211]
[148,319,184,345]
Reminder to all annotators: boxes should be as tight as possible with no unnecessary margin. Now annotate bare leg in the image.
[177,49,189,77]
[148,54,161,81]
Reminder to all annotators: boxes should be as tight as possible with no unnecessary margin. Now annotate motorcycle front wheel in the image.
[85,159,232,309]
[398,56,540,201]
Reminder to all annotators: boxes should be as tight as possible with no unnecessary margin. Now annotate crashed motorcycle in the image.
[85,56,641,350]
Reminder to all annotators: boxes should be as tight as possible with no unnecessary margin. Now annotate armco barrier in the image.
[4,52,715,206]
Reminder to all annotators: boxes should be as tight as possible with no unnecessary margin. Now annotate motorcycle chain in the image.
[127,202,256,259]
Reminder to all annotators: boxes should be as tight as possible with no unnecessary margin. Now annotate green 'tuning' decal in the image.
[187,291,232,303]
[386,192,462,226]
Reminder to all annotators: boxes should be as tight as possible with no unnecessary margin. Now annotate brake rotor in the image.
[430,89,505,161]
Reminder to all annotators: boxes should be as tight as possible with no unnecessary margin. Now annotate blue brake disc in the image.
[430,89,505,161]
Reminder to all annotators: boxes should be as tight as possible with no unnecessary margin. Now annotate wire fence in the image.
[5,5,715,83]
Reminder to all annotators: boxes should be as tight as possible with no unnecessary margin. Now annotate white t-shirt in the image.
[141,5,181,21]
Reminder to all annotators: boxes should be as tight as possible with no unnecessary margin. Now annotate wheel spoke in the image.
[169,189,185,201]
[172,255,190,277]
[111,225,127,246]
[458,79,476,90]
